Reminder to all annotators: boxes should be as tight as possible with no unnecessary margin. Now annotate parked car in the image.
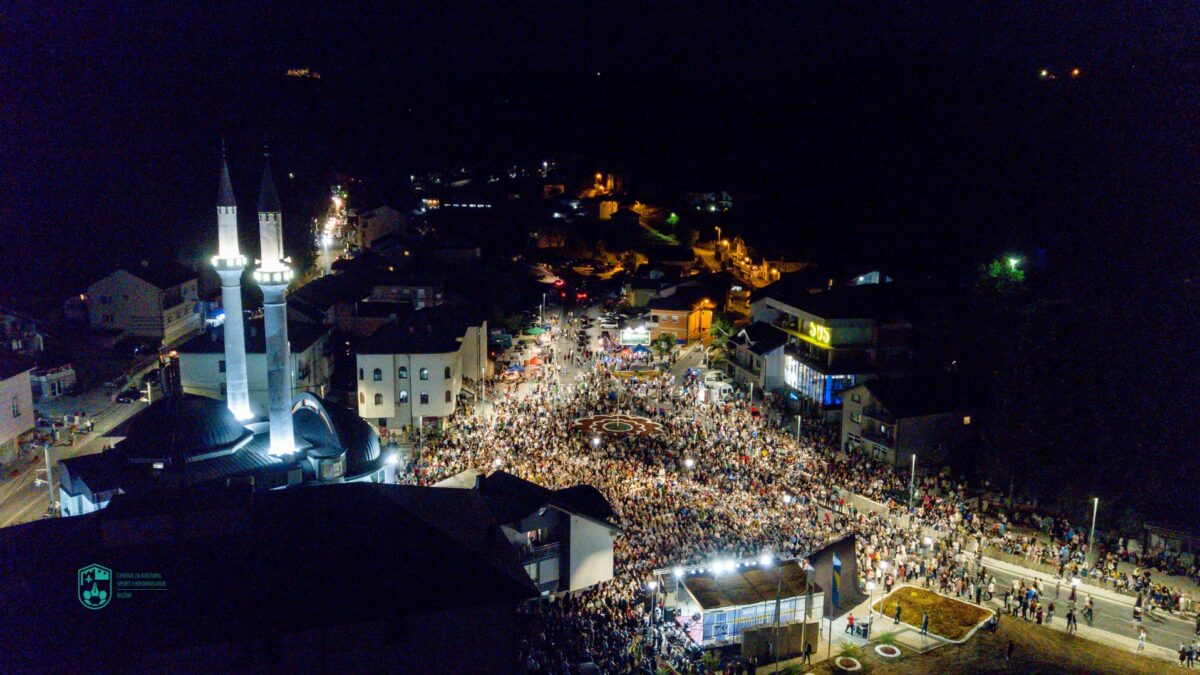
[104,374,129,389]
[115,388,140,403]
[703,369,731,384]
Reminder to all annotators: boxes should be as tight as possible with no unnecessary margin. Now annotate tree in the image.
[651,333,675,359]
[709,313,736,354]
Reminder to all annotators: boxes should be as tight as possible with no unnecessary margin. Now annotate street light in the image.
[683,457,695,470]
[1008,256,1021,271]
[1088,497,1099,555]
[591,436,601,448]
[866,581,877,626]
[908,453,917,511]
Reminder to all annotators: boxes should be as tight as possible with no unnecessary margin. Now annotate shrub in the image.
[876,631,899,646]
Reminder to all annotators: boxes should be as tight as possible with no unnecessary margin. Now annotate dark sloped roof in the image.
[361,307,480,355]
[480,471,619,529]
[733,322,787,355]
[757,281,908,321]
[647,295,692,312]
[122,261,197,290]
[863,375,977,418]
[0,353,35,380]
[0,483,537,670]
[176,319,327,355]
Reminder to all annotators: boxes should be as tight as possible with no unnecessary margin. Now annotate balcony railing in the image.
[521,542,560,565]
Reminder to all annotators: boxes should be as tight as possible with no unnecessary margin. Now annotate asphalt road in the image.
[0,395,147,528]
[983,565,1198,652]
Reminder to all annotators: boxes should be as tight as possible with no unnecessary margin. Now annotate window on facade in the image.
[420,392,429,404]
[963,416,972,426]
[851,393,861,403]
[399,391,408,403]
[419,368,429,380]
[373,368,382,381]
[374,393,383,405]
[11,395,20,418]
[220,383,227,396]
[358,368,364,381]
[651,315,659,323]
[444,366,451,379]
[445,390,452,403]
[398,366,408,379]
[218,360,226,373]
[359,392,364,404]
[851,412,862,424]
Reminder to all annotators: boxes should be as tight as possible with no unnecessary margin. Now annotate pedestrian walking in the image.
[1183,643,1190,668]
[1136,628,1146,654]
[894,604,902,625]
[920,612,929,636]
[1066,609,1077,636]
[802,641,812,665]
[1047,602,1055,624]
[1006,639,1015,661]
[845,613,855,634]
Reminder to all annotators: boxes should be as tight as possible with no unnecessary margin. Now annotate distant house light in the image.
[963,416,972,425]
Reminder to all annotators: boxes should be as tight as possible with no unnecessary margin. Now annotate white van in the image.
[706,381,734,402]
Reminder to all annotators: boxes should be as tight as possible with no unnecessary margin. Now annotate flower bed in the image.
[875,644,902,659]
[872,586,991,641]
[833,655,862,671]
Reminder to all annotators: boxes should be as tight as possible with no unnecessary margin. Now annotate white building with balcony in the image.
[356,308,486,434]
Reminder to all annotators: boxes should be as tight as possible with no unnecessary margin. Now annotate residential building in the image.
[353,205,406,250]
[750,282,915,415]
[87,262,202,345]
[726,322,788,395]
[0,305,46,353]
[176,320,332,417]
[0,355,35,465]
[437,470,622,594]
[840,375,978,468]
[356,308,487,433]
[646,293,715,344]
[30,358,77,400]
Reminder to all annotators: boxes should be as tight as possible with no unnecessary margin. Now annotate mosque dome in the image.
[121,395,252,464]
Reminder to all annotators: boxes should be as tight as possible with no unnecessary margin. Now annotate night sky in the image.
[3,2,1198,299]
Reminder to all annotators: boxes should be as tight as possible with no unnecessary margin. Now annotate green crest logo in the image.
[78,564,112,610]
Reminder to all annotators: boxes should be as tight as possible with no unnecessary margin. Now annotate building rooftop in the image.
[756,281,909,321]
[733,322,787,356]
[0,353,35,380]
[115,260,197,290]
[360,307,481,355]
[682,560,820,610]
[479,471,619,530]
[862,374,977,418]
[0,482,537,670]
[176,319,327,355]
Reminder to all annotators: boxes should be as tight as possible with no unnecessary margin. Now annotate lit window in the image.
[399,391,408,403]
[373,368,382,381]
[963,416,972,425]
[359,392,364,404]
[419,368,429,380]
[398,366,408,379]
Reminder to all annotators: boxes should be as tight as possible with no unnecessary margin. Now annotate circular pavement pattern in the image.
[572,414,663,437]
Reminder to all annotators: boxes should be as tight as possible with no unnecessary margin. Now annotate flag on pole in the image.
[831,553,842,610]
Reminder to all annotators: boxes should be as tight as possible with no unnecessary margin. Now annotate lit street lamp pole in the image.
[908,453,917,512]
[1088,497,1099,554]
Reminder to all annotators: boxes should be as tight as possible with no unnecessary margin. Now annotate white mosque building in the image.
[59,147,395,516]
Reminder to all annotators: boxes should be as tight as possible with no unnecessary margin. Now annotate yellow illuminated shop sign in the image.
[802,322,832,347]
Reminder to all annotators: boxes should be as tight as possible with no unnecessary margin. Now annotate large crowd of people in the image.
[398,316,1196,673]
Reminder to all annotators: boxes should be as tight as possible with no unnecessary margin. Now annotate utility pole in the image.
[908,452,917,511]
[43,443,56,516]
[1088,497,1099,553]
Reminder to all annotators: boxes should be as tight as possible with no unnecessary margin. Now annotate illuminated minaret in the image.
[211,144,253,420]
[251,147,296,455]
